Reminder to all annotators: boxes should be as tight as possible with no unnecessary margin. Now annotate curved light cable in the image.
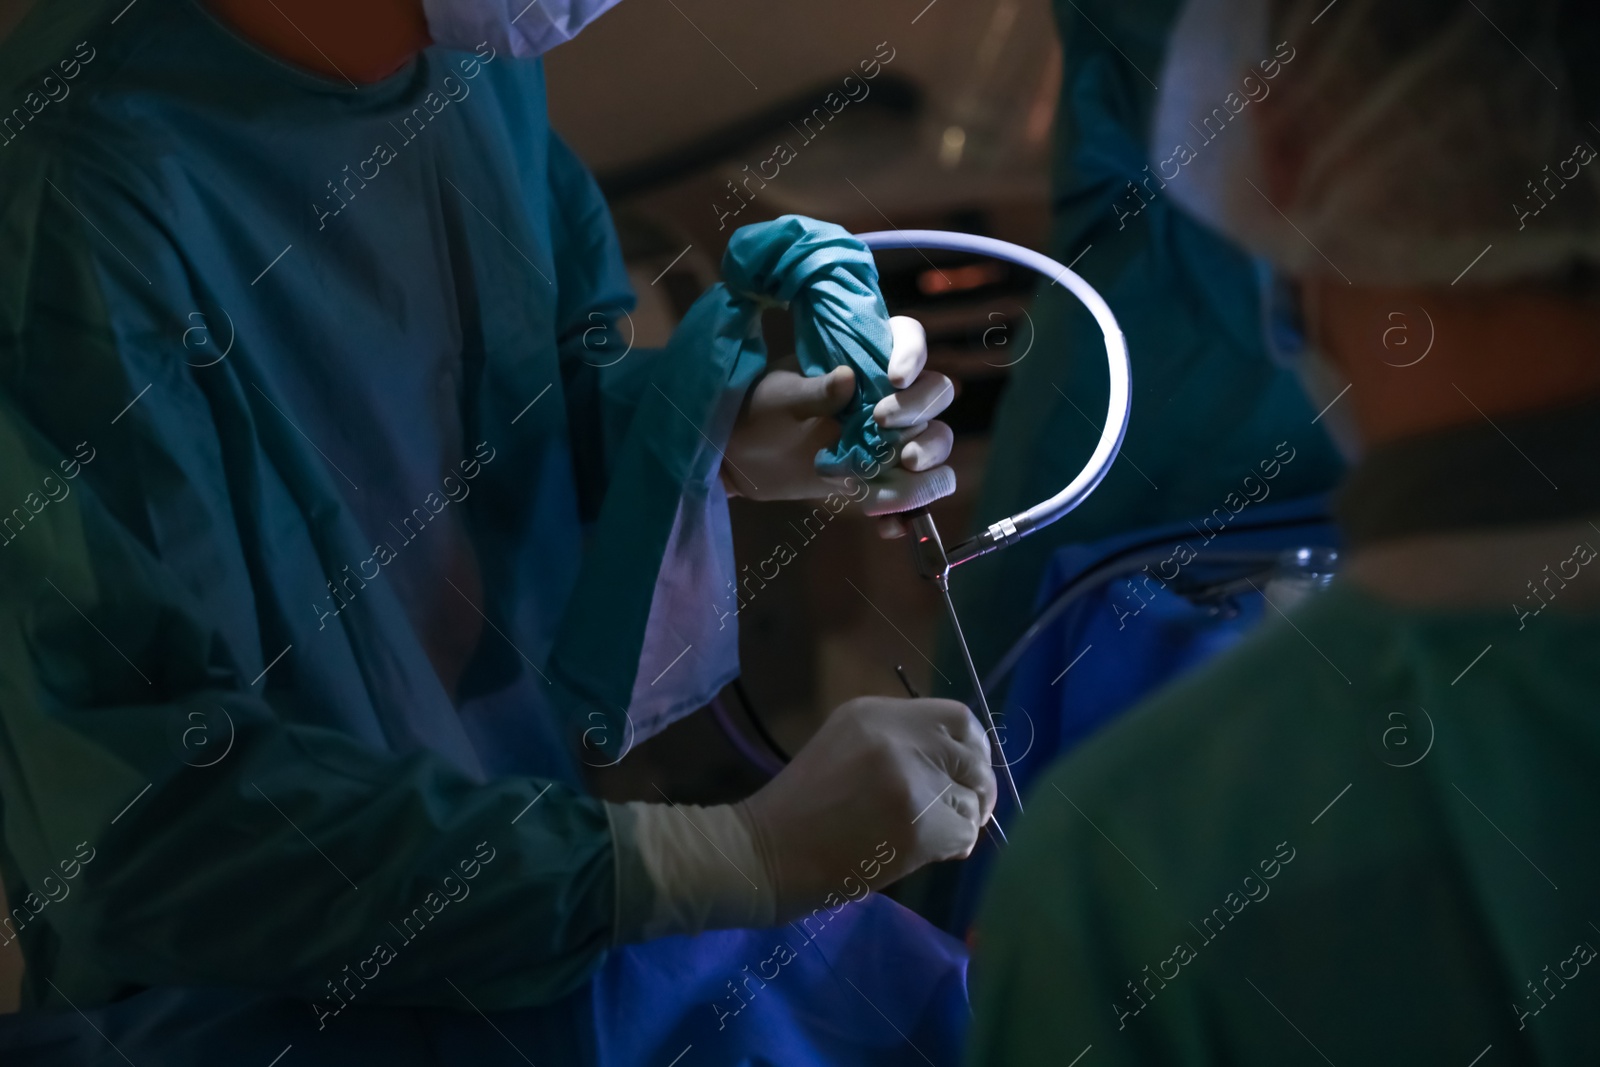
[857,230,1131,566]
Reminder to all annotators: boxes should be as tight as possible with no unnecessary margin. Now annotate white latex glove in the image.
[721,317,957,537]
[609,696,994,941]
[748,695,993,921]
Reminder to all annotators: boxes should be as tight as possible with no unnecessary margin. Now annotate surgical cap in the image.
[1152,0,1600,286]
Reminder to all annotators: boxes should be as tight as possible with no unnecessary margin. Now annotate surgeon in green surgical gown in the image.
[969,0,1600,1062]
[0,0,994,1048]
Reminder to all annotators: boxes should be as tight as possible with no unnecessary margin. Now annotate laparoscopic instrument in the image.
[857,230,1133,820]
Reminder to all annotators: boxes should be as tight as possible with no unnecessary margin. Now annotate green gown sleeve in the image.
[0,150,625,1017]
[0,404,623,1013]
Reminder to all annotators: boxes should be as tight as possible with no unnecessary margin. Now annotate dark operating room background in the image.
[540,0,1063,804]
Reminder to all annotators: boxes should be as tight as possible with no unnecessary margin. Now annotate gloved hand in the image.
[722,317,956,537]
[609,695,994,941]
[741,695,994,922]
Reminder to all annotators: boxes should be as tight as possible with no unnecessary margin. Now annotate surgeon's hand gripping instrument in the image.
[856,230,1132,817]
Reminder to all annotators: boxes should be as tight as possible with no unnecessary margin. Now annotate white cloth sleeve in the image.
[622,371,749,743]
[606,799,777,944]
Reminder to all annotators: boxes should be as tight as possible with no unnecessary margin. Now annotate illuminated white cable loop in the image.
[855,229,1131,819]
[856,229,1131,565]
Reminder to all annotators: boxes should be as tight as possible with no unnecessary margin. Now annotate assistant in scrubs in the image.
[969,0,1600,1062]
[0,0,996,1061]
[941,0,1345,687]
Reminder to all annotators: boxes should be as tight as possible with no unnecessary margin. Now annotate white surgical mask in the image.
[1257,261,1362,463]
[423,0,626,59]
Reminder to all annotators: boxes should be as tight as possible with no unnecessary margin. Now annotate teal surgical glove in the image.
[722,215,903,477]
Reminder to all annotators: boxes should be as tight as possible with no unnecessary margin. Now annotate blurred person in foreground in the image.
[969,0,1600,1062]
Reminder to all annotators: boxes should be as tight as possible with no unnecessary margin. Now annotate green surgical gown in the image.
[0,0,740,1013]
[968,579,1600,1063]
